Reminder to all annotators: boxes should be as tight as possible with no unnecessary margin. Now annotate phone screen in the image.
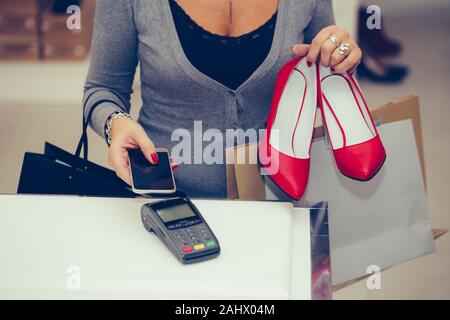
[128,149,175,192]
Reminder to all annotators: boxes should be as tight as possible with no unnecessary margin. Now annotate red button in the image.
[182,246,193,253]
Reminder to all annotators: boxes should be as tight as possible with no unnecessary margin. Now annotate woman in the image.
[84,0,362,198]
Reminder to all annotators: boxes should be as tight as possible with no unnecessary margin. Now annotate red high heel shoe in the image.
[318,63,386,180]
[259,56,317,199]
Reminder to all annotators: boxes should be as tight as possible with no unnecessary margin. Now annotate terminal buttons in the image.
[182,246,193,253]
[206,241,216,247]
[175,223,217,252]
[194,244,205,250]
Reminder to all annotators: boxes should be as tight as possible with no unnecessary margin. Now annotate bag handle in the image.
[75,91,127,161]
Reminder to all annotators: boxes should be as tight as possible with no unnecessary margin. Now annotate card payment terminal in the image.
[141,197,221,264]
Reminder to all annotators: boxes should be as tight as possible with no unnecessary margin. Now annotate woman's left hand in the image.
[292,25,362,73]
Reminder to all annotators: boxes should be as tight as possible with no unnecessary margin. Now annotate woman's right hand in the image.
[108,117,159,185]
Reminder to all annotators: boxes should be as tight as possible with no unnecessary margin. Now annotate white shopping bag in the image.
[266,120,435,285]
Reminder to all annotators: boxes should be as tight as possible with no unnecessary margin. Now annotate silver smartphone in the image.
[128,147,176,194]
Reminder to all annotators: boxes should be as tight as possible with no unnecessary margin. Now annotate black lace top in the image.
[169,0,277,90]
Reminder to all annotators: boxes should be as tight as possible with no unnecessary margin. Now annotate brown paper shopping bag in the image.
[225,95,441,287]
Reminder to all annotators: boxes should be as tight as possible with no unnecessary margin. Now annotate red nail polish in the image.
[172,163,180,170]
[331,67,336,72]
[151,153,159,165]
[307,61,312,67]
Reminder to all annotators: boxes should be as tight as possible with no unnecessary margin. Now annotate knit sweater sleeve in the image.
[83,0,138,140]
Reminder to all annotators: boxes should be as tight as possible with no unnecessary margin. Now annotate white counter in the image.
[0,195,331,300]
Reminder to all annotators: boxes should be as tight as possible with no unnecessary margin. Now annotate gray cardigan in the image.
[83,0,334,198]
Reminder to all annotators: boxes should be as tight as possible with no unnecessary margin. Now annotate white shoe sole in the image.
[320,65,376,149]
[270,58,317,159]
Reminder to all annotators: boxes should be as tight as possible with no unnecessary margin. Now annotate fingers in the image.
[329,37,353,68]
[292,44,311,57]
[109,144,131,185]
[132,127,158,164]
[169,156,180,170]
[347,60,361,75]
[332,46,363,73]
[306,26,334,65]
[305,25,361,72]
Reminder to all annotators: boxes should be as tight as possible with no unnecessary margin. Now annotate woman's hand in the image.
[109,117,178,185]
[292,25,362,73]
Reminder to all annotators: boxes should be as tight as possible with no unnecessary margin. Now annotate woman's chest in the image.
[132,0,314,95]
[173,0,279,37]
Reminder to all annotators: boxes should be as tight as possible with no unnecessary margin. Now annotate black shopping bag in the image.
[17,97,136,198]
[18,142,135,197]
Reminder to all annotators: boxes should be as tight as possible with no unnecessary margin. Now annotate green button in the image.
[206,241,216,247]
